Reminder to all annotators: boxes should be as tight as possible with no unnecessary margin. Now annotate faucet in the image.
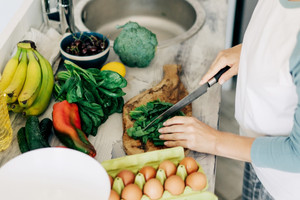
[41,0,77,34]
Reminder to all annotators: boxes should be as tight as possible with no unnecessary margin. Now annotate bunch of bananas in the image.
[0,40,54,116]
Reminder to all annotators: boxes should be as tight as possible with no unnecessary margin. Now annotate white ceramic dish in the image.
[0,148,110,200]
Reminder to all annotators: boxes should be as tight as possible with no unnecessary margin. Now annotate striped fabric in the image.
[242,163,274,200]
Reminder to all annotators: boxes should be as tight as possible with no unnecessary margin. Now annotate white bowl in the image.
[0,148,110,200]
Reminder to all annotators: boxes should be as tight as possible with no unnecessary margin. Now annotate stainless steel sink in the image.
[74,0,205,48]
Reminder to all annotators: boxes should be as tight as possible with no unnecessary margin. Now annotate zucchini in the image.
[17,127,30,153]
[39,118,53,142]
[25,116,50,150]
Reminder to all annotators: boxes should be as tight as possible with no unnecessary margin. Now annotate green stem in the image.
[14,47,22,59]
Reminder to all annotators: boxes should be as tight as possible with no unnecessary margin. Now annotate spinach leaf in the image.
[83,88,96,103]
[97,70,127,89]
[116,97,124,113]
[55,76,76,100]
[53,83,66,101]
[127,99,184,146]
[65,60,97,85]
[66,79,83,103]
[82,80,101,104]
[86,68,101,76]
[98,87,126,98]
[79,110,93,136]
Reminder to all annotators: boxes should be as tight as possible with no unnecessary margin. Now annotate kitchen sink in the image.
[74,0,205,48]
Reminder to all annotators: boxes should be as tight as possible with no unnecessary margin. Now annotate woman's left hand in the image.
[159,116,219,154]
[159,116,254,162]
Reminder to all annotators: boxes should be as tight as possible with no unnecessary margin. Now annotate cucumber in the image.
[17,127,30,153]
[25,116,50,150]
[39,118,53,142]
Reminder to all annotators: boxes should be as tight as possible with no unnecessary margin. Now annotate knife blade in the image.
[143,66,230,131]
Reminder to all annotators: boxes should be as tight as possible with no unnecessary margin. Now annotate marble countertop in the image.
[0,0,228,193]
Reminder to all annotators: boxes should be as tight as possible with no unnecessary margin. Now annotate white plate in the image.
[0,148,110,200]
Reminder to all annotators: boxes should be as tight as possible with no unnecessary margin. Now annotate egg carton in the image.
[101,147,218,200]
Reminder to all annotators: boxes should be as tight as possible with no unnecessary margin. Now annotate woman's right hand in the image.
[200,44,242,85]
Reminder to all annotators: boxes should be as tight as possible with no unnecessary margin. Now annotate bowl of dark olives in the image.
[60,32,110,68]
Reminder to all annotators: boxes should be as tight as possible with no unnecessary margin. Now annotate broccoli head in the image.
[113,22,158,68]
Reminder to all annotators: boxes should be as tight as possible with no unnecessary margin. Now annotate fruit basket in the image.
[101,147,218,200]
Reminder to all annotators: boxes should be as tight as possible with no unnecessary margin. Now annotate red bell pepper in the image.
[52,100,96,157]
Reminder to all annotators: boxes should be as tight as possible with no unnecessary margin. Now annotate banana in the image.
[0,47,22,91]
[4,49,28,103]
[7,103,24,113]
[17,40,36,49]
[18,49,42,108]
[23,50,54,116]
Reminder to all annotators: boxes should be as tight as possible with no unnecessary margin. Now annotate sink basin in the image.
[74,0,205,48]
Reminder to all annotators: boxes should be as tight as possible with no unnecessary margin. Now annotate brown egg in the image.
[158,160,177,178]
[139,166,157,181]
[117,169,135,186]
[164,175,185,196]
[109,189,120,200]
[179,157,199,174]
[121,183,143,200]
[109,175,114,188]
[143,178,164,200]
[186,172,207,191]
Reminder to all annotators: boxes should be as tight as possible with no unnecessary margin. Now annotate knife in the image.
[143,66,230,131]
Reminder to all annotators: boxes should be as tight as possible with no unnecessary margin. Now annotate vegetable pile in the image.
[127,99,184,146]
[17,116,52,153]
[54,60,127,136]
[113,22,158,68]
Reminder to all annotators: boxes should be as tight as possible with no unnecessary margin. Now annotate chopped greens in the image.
[54,60,127,136]
[127,99,184,146]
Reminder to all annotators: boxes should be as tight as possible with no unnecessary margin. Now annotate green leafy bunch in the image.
[127,99,184,146]
[54,60,127,136]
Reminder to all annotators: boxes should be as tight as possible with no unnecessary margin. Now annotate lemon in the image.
[101,62,126,77]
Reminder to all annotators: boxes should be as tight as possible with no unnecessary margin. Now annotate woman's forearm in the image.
[214,131,254,162]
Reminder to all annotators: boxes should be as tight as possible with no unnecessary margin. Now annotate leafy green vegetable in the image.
[96,70,127,89]
[54,60,127,136]
[127,99,184,146]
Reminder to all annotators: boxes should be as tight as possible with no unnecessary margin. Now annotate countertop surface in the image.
[0,0,228,193]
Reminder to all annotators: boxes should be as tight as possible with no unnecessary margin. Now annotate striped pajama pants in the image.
[242,162,274,200]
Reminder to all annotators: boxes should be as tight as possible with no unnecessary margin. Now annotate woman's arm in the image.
[159,44,249,160]
[160,32,300,173]
[250,31,300,172]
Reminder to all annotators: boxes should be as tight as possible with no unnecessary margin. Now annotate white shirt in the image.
[235,0,300,199]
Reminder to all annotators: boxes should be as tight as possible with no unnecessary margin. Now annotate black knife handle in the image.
[214,65,231,82]
[208,65,231,86]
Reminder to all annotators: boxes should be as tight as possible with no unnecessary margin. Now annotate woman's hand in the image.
[158,116,219,154]
[159,116,254,162]
[200,44,242,85]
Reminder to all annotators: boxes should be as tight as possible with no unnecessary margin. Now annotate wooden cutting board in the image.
[122,64,192,155]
